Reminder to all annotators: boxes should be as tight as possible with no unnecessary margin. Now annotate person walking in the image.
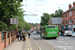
[22,31,26,41]
[17,31,20,41]
[28,32,30,39]
[20,31,23,41]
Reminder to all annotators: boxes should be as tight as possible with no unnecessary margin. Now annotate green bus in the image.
[40,25,59,39]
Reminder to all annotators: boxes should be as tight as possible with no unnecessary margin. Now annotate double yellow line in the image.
[27,37,32,50]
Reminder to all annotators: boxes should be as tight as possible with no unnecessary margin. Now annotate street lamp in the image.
[16,16,18,29]
[58,7,60,26]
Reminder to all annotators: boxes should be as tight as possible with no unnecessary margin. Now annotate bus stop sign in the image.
[10,18,18,24]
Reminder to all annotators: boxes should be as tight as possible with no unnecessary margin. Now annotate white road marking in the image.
[58,41,68,44]
[59,37,69,40]
[48,41,55,45]
[59,38,75,43]
[44,40,55,45]
[55,46,66,50]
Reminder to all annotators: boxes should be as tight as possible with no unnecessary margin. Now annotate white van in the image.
[64,30,72,36]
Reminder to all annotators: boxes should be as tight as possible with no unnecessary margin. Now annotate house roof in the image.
[62,7,75,14]
[51,17,62,24]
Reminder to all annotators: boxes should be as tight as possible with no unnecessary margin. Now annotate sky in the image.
[21,0,75,24]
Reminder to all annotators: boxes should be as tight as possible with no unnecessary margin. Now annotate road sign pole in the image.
[13,24,14,41]
[16,17,18,29]
[58,7,60,30]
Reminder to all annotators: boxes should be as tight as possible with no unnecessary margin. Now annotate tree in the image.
[0,0,24,31]
[50,13,55,17]
[50,9,63,17]
[40,13,49,26]
[18,17,31,31]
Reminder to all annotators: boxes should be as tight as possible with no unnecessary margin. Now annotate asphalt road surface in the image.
[30,33,75,50]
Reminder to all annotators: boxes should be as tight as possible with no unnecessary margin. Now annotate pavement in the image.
[3,35,31,50]
[3,35,40,50]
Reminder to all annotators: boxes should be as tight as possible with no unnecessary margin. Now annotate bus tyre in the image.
[54,37,56,39]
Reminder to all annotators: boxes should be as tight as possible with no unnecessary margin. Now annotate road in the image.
[30,33,75,50]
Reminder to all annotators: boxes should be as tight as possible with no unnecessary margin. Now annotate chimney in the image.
[73,1,75,7]
[69,4,71,9]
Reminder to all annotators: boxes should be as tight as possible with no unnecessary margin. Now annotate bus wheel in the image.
[54,37,56,39]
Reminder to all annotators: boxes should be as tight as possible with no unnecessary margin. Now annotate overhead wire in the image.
[25,3,37,16]
[35,0,39,13]
[33,0,39,17]
[24,0,39,17]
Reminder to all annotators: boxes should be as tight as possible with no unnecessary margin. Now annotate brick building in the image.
[62,2,75,26]
[36,24,40,30]
[30,26,36,31]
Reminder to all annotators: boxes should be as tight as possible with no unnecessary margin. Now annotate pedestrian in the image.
[20,31,23,41]
[22,31,26,41]
[28,32,30,39]
[17,31,20,41]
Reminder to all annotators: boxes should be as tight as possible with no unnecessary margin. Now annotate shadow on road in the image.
[60,35,72,37]
[44,38,57,40]
[32,37,57,40]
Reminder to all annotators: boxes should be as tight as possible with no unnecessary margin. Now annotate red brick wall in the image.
[62,2,75,25]
[0,42,5,50]
[0,32,5,50]
[0,29,17,50]
[14,35,16,40]
[62,10,75,25]
[6,39,10,47]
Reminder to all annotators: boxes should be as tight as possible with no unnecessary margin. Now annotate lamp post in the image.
[58,7,60,27]
[16,16,18,29]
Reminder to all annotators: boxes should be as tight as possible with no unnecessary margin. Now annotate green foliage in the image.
[0,1,2,4]
[40,13,49,26]
[24,23,31,30]
[0,0,29,31]
[50,9,63,17]
[18,17,31,31]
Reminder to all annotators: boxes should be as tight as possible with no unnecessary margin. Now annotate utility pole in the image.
[58,7,60,27]
[16,16,18,29]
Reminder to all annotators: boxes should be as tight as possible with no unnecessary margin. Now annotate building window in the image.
[65,20,67,24]
[62,14,64,18]
[69,19,72,24]
[62,21,64,25]
[74,19,75,24]
[74,10,75,16]
[65,13,67,17]
[69,11,72,17]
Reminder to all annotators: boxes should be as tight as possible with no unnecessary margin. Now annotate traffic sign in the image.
[10,18,18,24]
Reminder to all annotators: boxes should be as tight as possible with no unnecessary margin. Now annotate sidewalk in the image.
[3,36,35,50]
[3,39,26,50]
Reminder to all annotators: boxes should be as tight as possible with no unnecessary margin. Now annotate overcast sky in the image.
[21,0,75,24]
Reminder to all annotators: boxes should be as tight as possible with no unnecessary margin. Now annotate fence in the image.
[0,29,17,50]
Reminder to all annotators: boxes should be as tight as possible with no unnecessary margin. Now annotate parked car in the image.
[64,30,72,36]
